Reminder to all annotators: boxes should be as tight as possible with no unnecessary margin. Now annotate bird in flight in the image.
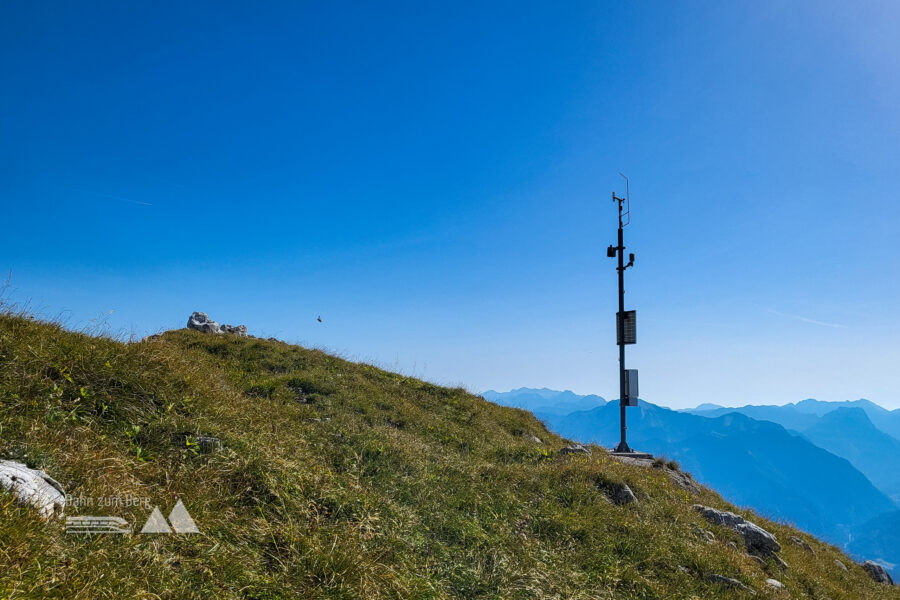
[317,315,322,323]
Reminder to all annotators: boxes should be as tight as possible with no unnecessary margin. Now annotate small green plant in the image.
[123,424,153,462]
[0,443,56,471]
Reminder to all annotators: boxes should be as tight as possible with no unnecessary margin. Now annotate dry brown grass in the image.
[0,313,897,599]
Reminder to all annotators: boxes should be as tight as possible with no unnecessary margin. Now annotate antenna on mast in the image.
[618,172,630,226]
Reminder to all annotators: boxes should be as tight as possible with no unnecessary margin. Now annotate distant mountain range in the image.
[686,398,900,441]
[482,388,606,417]
[687,401,900,504]
[485,388,900,577]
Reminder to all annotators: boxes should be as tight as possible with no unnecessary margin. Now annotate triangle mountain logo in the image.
[168,500,199,533]
[140,507,173,534]
[139,501,199,534]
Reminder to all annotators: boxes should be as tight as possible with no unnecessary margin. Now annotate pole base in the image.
[614,441,633,453]
[609,450,654,459]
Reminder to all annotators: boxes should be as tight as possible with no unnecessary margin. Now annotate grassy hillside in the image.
[0,313,897,599]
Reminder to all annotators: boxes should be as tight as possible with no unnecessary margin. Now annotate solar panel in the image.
[617,310,636,345]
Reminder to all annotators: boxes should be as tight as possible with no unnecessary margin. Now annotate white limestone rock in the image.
[0,460,65,519]
[187,312,247,336]
[693,504,781,556]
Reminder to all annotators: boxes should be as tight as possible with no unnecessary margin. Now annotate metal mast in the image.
[608,174,637,454]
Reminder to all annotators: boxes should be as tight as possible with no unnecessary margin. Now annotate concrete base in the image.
[609,451,654,459]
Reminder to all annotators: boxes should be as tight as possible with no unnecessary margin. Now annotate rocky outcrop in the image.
[559,444,591,456]
[693,504,745,528]
[611,454,702,494]
[187,312,247,336]
[0,460,65,519]
[220,324,248,335]
[861,560,894,585]
[693,504,781,556]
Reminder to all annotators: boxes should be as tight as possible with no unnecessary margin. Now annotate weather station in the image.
[608,175,652,458]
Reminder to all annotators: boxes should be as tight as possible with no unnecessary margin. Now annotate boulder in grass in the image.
[609,483,637,505]
[861,560,894,586]
[735,521,781,556]
[692,505,745,528]
[693,504,781,556]
[0,460,65,519]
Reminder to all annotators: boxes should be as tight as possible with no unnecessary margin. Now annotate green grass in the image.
[0,312,897,599]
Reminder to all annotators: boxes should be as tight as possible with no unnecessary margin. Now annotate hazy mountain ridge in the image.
[687,401,900,503]
[802,408,900,503]
[688,398,900,441]
[482,387,606,417]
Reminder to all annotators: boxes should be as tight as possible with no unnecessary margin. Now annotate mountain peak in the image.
[692,403,725,411]
[817,406,875,426]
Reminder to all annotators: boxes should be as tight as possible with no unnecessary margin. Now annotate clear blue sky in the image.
[3,1,899,409]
